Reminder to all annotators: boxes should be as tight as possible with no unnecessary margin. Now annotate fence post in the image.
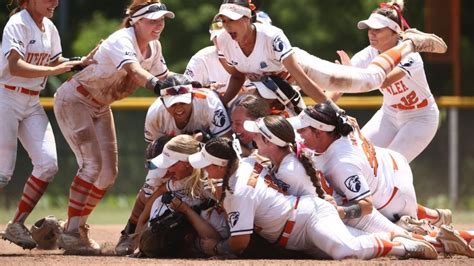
[449,108,459,207]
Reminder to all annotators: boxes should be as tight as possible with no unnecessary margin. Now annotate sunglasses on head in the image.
[131,3,168,18]
[160,84,192,97]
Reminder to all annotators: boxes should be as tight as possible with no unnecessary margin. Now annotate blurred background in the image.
[0,0,473,221]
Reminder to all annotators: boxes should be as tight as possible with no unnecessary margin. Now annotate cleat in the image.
[1,221,37,249]
[58,230,100,255]
[115,231,137,256]
[393,234,438,260]
[400,28,448,54]
[79,224,101,252]
[395,215,438,236]
[437,225,474,258]
[432,209,452,227]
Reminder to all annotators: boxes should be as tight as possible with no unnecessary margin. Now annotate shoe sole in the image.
[394,234,438,260]
[437,225,473,258]
[403,29,448,54]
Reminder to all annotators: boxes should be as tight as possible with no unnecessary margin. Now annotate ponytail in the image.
[8,0,26,17]
[292,141,325,199]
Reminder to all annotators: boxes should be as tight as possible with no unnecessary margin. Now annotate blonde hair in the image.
[122,0,161,28]
[165,134,204,199]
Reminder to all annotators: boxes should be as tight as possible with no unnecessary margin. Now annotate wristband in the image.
[68,56,82,62]
[146,76,163,95]
[342,204,362,219]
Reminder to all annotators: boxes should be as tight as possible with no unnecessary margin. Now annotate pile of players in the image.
[2,0,473,260]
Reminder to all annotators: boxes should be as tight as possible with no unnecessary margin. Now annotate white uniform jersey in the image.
[216,23,293,81]
[0,10,62,91]
[312,130,403,210]
[184,46,231,94]
[144,88,231,142]
[224,158,295,243]
[73,27,168,105]
[273,153,316,197]
[351,45,432,106]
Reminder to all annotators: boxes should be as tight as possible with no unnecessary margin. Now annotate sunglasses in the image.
[131,3,168,18]
[160,85,192,97]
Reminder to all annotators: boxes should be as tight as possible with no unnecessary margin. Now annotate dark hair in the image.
[374,0,407,31]
[230,94,269,119]
[160,74,202,90]
[8,0,26,17]
[305,103,353,137]
[269,75,305,114]
[262,115,325,199]
[204,137,239,208]
[145,135,173,160]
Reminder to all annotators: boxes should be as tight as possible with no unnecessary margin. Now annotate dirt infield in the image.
[1,224,473,265]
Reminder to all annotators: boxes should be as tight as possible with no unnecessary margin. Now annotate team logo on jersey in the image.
[12,38,24,47]
[184,68,194,78]
[231,60,238,66]
[160,58,167,65]
[125,51,137,57]
[401,56,415,68]
[29,40,36,44]
[227,212,240,228]
[344,175,361,193]
[272,36,285,52]
[212,109,227,127]
[260,61,268,69]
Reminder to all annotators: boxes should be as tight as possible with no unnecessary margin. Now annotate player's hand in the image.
[80,40,103,67]
[169,197,190,214]
[199,238,219,256]
[51,61,84,75]
[335,50,351,66]
[208,82,226,91]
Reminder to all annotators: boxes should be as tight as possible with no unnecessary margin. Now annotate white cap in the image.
[287,111,336,132]
[216,3,252,21]
[243,118,288,147]
[189,146,229,169]
[251,81,278,100]
[160,84,193,108]
[357,13,401,33]
[130,3,175,25]
[150,146,189,169]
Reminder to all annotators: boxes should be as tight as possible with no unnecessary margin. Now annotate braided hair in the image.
[262,115,325,199]
[202,137,239,208]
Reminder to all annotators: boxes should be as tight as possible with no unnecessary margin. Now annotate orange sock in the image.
[13,176,49,223]
[67,176,93,232]
[417,204,438,220]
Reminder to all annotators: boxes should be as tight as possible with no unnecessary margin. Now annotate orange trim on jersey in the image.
[391,98,428,110]
[192,91,208,100]
[377,187,399,211]
[319,172,334,195]
[389,153,399,171]
[4,84,40,96]
[277,197,300,248]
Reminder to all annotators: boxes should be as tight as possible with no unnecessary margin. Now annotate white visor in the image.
[130,3,175,25]
[287,112,336,132]
[357,13,401,33]
[243,118,288,147]
[216,3,252,21]
[150,146,189,169]
[189,146,229,169]
[160,84,193,108]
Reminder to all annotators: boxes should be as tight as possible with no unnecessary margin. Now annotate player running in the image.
[331,0,440,163]
[0,0,87,249]
[53,0,174,254]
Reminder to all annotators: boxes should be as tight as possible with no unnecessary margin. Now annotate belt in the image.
[390,99,428,110]
[4,85,40,96]
[76,85,101,105]
[277,197,300,248]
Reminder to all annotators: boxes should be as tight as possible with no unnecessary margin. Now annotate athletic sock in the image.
[130,192,147,226]
[417,204,439,223]
[79,185,107,226]
[369,41,414,75]
[66,176,93,232]
[12,175,49,223]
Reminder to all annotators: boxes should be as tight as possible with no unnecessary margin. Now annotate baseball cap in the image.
[130,3,175,25]
[150,145,189,169]
[216,3,252,21]
[160,84,193,108]
[357,13,401,33]
[189,146,229,169]
[287,111,336,132]
[243,118,288,147]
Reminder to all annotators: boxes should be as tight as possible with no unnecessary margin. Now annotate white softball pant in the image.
[362,97,439,163]
[53,80,118,190]
[295,49,385,93]
[0,89,57,188]
[286,196,388,259]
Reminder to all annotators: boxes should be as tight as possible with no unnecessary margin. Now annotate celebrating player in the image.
[0,0,87,249]
[213,0,447,115]
[53,0,174,254]
[332,0,439,163]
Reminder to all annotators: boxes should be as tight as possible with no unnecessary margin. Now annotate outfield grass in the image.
[1,206,473,225]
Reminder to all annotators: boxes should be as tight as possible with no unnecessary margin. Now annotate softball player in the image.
[188,137,438,260]
[53,0,174,254]
[0,0,85,249]
[290,104,474,257]
[336,0,439,163]
[213,0,447,110]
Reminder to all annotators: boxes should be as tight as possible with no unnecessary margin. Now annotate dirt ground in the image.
[1,224,473,265]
